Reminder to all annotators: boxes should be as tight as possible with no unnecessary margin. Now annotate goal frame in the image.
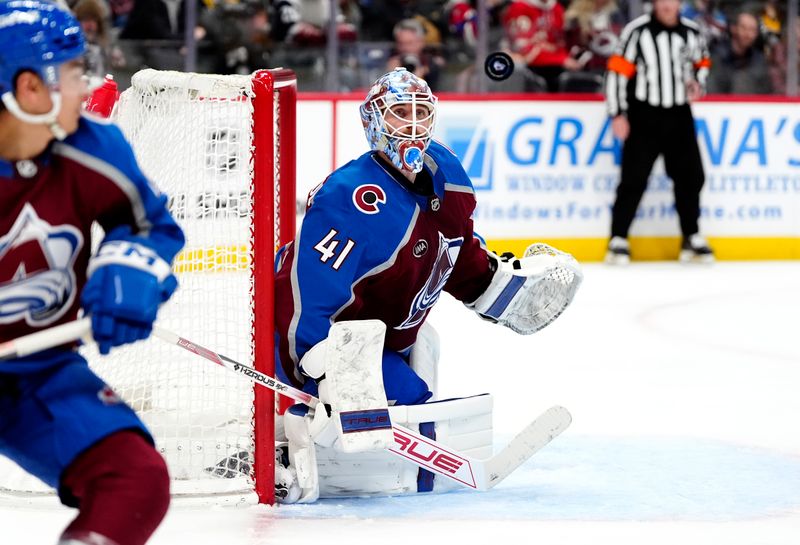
[251,68,297,504]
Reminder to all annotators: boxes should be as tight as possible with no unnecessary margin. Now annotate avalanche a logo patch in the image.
[352,184,386,214]
[398,232,463,329]
[0,203,83,327]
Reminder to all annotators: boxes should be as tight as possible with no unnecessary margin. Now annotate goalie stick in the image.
[1,318,572,491]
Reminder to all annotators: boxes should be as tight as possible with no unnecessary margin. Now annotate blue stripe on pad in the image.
[485,275,527,318]
[417,421,436,493]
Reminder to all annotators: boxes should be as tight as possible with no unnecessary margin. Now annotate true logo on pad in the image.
[339,408,392,433]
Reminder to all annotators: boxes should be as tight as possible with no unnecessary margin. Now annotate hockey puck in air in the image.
[484,52,514,81]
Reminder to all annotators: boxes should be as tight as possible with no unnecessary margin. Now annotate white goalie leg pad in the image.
[300,320,394,453]
[409,322,440,400]
[466,243,583,335]
[314,394,494,498]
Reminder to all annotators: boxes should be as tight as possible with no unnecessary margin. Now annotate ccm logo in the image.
[394,432,464,474]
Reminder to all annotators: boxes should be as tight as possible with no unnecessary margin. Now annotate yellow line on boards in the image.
[173,246,250,273]
[484,238,800,262]
[170,238,800,272]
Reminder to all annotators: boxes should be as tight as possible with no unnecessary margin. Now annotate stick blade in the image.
[483,405,571,490]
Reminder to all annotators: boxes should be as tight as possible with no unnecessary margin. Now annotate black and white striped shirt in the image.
[605,14,710,116]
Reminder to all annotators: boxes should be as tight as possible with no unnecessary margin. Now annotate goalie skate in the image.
[274,444,301,504]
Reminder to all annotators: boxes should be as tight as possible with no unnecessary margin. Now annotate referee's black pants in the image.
[611,102,705,239]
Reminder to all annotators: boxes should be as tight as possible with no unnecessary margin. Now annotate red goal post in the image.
[251,69,297,504]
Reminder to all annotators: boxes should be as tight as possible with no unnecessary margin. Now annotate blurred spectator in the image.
[201,1,272,74]
[759,0,782,48]
[447,0,478,46]
[501,0,581,92]
[272,0,358,46]
[358,0,446,42]
[120,0,205,40]
[107,0,134,29]
[119,0,208,70]
[73,0,114,79]
[564,0,626,75]
[386,18,445,91]
[706,12,772,95]
[768,16,799,95]
[680,0,726,47]
[445,0,507,50]
[73,0,127,78]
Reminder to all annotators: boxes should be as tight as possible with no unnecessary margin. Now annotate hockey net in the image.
[0,69,296,505]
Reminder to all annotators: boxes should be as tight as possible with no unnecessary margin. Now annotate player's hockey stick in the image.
[0,318,93,360]
[0,318,571,491]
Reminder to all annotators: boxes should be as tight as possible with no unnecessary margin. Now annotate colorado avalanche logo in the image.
[397,232,463,330]
[352,184,386,214]
[0,204,83,326]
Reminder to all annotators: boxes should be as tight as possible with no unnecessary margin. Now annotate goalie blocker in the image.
[298,320,394,454]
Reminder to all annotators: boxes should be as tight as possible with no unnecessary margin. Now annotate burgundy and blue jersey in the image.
[0,115,184,371]
[274,140,494,387]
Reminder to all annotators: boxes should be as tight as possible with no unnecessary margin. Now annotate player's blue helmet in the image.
[360,68,437,173]
[0,0,85,95]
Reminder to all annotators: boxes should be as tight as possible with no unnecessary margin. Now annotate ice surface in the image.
[2,262,799,544]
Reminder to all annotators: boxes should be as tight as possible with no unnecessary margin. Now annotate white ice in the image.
[2,261,799,544]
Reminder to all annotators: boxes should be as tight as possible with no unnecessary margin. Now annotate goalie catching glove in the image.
[81,240,177,355]
[466,243,582,334]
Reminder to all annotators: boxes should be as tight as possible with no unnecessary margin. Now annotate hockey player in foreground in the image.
[273,68,583,503]
[0,2,184,544]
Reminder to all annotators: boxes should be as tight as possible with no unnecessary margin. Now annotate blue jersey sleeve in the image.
[61,116,185,263]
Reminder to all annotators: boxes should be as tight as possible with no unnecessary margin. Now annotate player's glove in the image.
[81,240,177,355]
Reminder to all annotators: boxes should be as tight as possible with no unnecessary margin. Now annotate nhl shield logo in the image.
[16,160,38,178]
[98,386,123,405]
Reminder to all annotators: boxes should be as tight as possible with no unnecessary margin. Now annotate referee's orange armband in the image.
[694,58,712,70]
[607,55,636,78]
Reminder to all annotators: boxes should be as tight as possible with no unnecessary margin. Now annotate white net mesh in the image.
[0,70,288,504]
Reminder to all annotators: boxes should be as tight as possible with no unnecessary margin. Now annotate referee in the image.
[604,0,714,264]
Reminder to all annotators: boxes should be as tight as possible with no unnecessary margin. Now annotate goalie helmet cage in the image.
[0,69,296,506]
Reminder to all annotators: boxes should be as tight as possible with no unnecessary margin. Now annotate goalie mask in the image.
[0,0,86,139]
[360,68,437,173]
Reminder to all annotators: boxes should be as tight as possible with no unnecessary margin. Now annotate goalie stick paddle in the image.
[1,318,571,491]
